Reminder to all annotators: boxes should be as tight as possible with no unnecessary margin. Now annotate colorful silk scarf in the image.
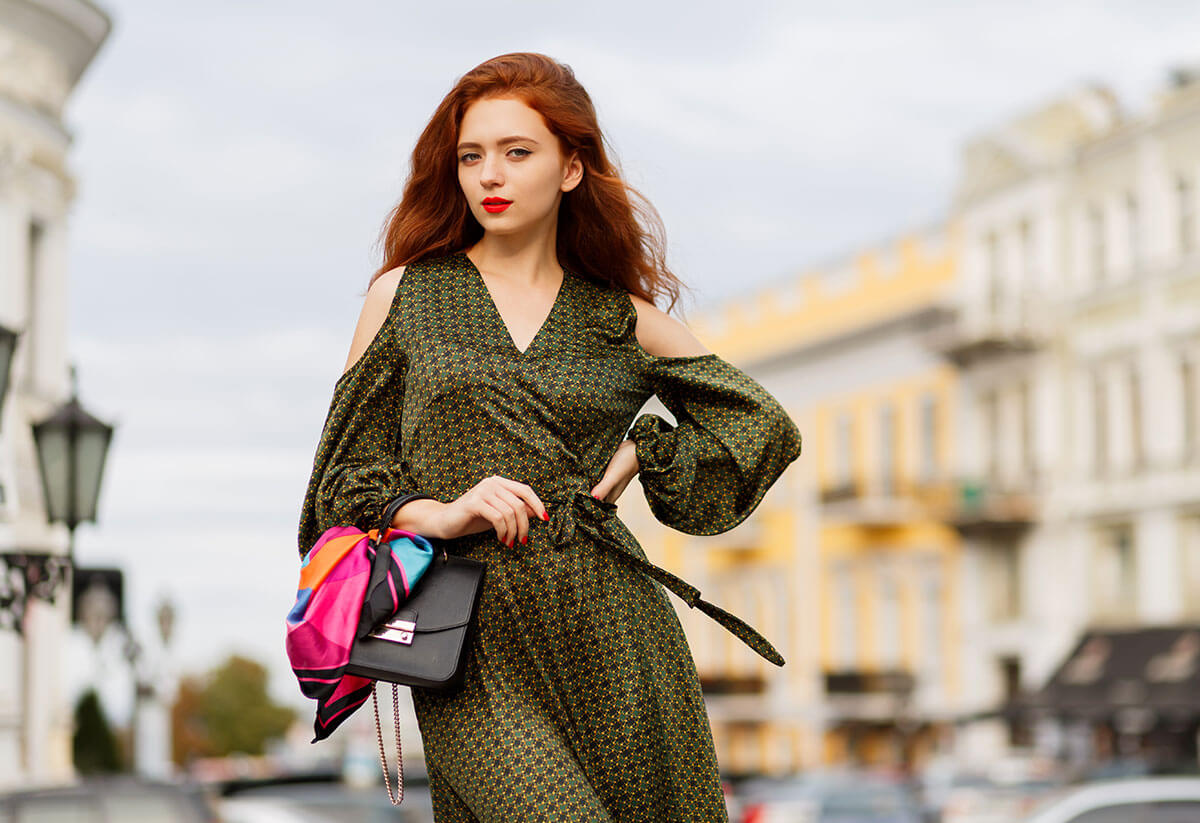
[286,524,435,740]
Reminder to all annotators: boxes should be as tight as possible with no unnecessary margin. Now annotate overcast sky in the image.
[57,0,1200,716]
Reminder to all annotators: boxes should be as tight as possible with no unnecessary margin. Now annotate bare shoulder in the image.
[627,292,711,358]
[342,265,406,375]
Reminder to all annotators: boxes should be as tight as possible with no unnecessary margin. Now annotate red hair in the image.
[368,52,688,313]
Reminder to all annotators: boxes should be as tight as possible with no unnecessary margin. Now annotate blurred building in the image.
[626,227,963,774]
[632,65,1200,778]
[945,71,1200,771]
[0,0,111,788]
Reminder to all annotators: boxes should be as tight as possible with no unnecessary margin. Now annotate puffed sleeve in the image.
[627,353,801,535]
[296,282,420,557]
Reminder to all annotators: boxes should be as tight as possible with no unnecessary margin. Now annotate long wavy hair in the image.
[368,52,688,313]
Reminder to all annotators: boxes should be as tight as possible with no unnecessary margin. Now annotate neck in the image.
[465,227,563,287]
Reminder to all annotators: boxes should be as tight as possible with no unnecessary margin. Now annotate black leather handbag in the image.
[344,491,486,804]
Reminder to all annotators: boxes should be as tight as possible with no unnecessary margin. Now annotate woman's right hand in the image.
[430,475,548,547]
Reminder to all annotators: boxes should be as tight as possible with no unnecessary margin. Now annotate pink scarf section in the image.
[285,524,420,741]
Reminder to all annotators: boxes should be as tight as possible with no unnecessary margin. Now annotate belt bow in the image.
[542,482,785,667]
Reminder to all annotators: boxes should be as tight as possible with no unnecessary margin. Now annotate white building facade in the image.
[943,73,1200,767]
[0,0,110,789]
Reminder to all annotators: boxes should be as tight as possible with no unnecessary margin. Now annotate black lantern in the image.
[0,322,16,423]
[31,367,114,558]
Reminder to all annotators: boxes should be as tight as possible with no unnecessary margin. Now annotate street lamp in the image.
[0,322,16,422]
[31,366,114,560]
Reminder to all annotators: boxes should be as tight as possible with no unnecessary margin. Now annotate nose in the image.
[479,153,504,187]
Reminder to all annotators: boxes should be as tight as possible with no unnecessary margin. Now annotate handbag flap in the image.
[398,555,485,633]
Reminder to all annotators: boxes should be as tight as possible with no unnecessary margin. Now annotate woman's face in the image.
[457,96,582,238]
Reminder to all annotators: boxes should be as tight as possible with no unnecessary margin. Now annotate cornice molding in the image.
[0,0,111,99]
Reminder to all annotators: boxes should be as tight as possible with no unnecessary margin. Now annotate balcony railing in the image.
[940,479,1039,536]
[818,477,1040,533]
[823,669,916,723]
[698,673,768,696]
[922,295,1048,367]
[817,479,925,526]
[825,670,915,695]
[819,482,858,504]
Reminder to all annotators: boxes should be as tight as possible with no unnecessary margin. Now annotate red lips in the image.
[482,197,512,214]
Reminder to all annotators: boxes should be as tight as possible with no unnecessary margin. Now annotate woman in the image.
[297,52,802,822]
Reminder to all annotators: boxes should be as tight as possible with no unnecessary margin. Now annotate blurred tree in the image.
[73,689,124,773]
[171,674,213,765]
[171,654,296,764]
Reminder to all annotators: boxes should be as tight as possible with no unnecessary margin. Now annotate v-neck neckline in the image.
[459,250,569,358]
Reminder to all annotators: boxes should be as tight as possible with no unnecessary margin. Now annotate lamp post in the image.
[31,365,114,561]
[18,365,113,780]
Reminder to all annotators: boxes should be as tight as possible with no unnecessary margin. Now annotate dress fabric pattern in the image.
[297,251,803,822]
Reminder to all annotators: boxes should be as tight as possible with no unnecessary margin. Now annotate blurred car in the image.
[0,776,218,822]
[1022,777,1200,823]
[916,770,996,821]
[940,777,1064,823]
[216,769,434,823]
[736,772,923,823]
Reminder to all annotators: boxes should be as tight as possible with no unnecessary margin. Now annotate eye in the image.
[459,152,480,163]
[509,148,531,158]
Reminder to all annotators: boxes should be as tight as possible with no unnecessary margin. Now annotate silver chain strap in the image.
[371,682,404,805]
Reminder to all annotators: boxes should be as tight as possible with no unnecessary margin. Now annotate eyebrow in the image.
[456,135,540,150]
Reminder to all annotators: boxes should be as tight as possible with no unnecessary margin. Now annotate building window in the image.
[1129,365,1144,470]
[25,220,44,389]
[1019,217,1035,287]
[835,411,854,487]
[878,569,902,669]
[1125,192,1140,271]
[1091,523,1136,620]
[1089,203,1107,284]
[981,389,1000,482]
[919,392,938,483]
[1000,656,1022,699]
[1093,369,1109,476]
[985,230,1002,318]
[999,656,1031,746]
[1180,515,1200,617]
[986,540,1022,622]
[835,563,857,669]
[1018,380,1034,478]
[879,402,895,496]
[1179,175,1196,256]
[1183,355,1197,459]
[921,566,943,687]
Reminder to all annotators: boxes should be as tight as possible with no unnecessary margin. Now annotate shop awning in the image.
[1024,625,1200,721]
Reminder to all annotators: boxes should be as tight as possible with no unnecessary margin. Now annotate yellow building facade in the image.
[625,225,965,774]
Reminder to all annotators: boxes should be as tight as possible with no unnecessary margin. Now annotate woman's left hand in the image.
[590,438,640,503]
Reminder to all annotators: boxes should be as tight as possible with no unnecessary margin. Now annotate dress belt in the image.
[540,482,785,668]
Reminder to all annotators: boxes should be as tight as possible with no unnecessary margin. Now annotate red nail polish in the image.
[541,511,549,521]
[521,535,528,545]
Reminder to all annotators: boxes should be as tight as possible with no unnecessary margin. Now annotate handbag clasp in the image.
[371,614,417,646]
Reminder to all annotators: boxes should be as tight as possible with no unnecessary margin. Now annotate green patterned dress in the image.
[297,250,802,822]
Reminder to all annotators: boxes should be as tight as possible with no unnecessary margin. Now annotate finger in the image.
[486,492,519,546]
[473,498,508,543]
[472,480,512,546]
[498,478,548,522]
[492,487,531,544]
[590,480,607,500]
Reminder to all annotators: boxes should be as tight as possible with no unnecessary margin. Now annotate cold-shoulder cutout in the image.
[340,265,406,381]
[624,291,711,359]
